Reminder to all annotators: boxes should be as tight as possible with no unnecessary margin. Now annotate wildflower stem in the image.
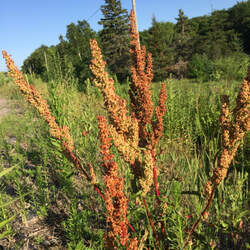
[152,150,160,198]
[183,184,217,248]
[143,198,160,249]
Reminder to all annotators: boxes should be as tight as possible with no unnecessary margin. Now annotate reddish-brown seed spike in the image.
[89,39,140,166]
[187,69,249,248]
[2,50,74,151]
[220,95,231,148]
[97,116,137,248]
[129,10,154,148]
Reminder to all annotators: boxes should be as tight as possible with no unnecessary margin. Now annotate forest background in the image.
[20,0,250,85]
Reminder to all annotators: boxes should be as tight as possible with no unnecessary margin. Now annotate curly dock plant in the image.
[2,51,74,152]
[98,116,138,249]
[184,67,250,247]
[89,10,167,248]
[90,10,166,198]
[3,10,248,250]
[2,49,137,250]
[1,50,103,199]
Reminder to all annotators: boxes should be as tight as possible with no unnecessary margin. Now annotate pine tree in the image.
[99,0,130,82]
[146,17,175,81]
[229,0,250,54]
[174,9,190,62]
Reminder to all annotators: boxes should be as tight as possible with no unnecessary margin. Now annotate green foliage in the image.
[62,20,97,85]
[0,77,248,248]
[200,170,249,249]
[195,10,242,60]
[229,0,250,54]
[2,1,250,247]
[0,166,16,239]
[22,20,96,89]
[174,9,191,62]
[98,0,131,82]
[142,19,175,81]
[0,72,12,87]
[44,47,78,87]
[211,52,250,81]
[187,54,214,82]
[21,1,250,83]
[188,52,250,82]
[0,214,15,239]
[22,45,49,79]
[62,202,104,249]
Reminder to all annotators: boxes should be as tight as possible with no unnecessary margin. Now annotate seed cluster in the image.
[2,50,73,151]
[205,74,250,197]
[98,116,138,249]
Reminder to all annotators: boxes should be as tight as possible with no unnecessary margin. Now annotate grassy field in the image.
[0,71,249,249]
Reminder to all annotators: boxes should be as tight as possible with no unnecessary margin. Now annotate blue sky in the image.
[1,0,240,72]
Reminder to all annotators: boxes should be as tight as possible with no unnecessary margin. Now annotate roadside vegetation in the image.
[0,0,249,249]
[0,62,249,249]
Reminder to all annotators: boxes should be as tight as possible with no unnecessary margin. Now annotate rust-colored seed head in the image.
[2,50,74,151]
[90,11,167,198]
[88,164,97,185]
[220,95,231,148]
[90,39,140,166]
[129,10,167,197]
[97,116,137,248]
[205,71,249,197]
[129,10,154,146]
[2,50,98,183]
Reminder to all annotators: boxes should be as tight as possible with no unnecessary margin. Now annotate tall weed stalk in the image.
[1,9,249,249]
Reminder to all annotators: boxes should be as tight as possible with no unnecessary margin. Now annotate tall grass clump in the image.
[1,9,249,249]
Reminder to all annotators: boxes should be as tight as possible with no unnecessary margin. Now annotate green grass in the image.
[0,75,249,249]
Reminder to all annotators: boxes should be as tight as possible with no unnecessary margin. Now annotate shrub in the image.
[187,54,214,82]
[211,52,250,81]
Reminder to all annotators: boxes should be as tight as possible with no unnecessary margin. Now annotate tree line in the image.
[22,0,250,85]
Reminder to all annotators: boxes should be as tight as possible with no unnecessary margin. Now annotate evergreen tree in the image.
[188,15,213,56]
[175,9,188,39]
[229,0,250,54]
[22,0,249,83]
[98,0,130,82]
[145,17,175,80]
[208,10,242,59]
[174,9,191,61]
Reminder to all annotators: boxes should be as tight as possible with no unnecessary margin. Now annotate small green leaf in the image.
[220,220,228,229]
[0,196,20,209]
[0,214,16,229]
[0,229,12,239]
[0,166,16,179]
[50,138,61,149]
[236,210,249,219]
